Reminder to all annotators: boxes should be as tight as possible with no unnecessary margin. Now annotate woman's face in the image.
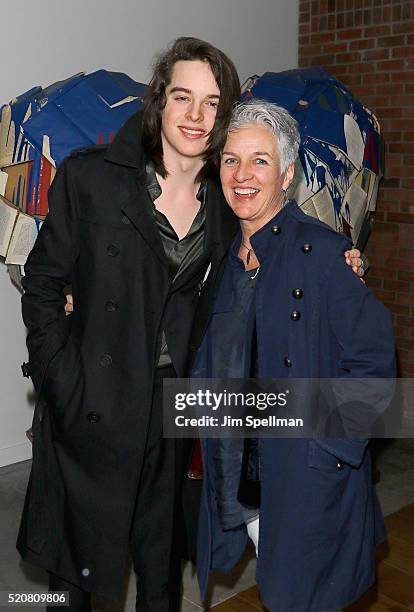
[220,124,294,232]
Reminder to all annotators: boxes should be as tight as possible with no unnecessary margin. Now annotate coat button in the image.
[87,412,101,424]
[107,243,120,257]
[284,357,292,368]
[81,568,90,576]
[30,536,44,549]
[100,354,113,367]
[121,215,131,224]
[271,225,281,235]
[337,461,344,471]
[292,288,303,299]
[301,243,312,253]
[291,310,301,321]
[105,300,118,312]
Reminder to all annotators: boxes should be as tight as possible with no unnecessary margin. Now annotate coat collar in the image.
[247,200,294,263]
[104,111,146,177]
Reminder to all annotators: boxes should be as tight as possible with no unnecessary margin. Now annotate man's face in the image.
[161,60,220,163]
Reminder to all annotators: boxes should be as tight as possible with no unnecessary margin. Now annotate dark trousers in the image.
[48,366,188,612]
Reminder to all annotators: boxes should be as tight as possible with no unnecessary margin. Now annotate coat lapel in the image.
[120,173,169,269]
[103,112,170,270]
[204,177,238,287]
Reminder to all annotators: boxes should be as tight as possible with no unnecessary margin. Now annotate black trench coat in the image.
[17,112,238,599]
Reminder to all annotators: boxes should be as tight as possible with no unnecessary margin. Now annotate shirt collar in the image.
[145,159,207,208]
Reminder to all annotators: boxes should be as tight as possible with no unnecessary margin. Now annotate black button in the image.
[271,225,281,235]
[291,310,301,321]
[107,244,120,257]
[100,354,113,367]
[292,288,303,299]
[87,412,101,424]
[30,536,44,549]
[21,362,30,378]
[121,215,131,225]
[337,461,344,471]
[105,301,118,312]
[301,243,312,253]
[284,357,292,368]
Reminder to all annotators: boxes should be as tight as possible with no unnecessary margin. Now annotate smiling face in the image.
[220,124,294,233]
[161,60,220,165]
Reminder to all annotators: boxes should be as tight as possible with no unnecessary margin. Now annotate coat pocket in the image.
[42,336,84,435]
[305,440,351,541]
[307,440,348,474]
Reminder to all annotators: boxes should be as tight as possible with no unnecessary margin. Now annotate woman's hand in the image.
[65,294,73,316]
[344,249,367,278]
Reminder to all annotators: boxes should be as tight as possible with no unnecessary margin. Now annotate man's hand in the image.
[344,249,367,277]
[65,294,73,316]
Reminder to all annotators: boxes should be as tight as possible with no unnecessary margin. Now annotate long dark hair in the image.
[141,37,240,180]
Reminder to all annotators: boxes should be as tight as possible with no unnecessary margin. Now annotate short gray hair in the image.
[227,99,300,173]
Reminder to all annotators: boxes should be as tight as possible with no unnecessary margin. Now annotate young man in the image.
[19,37,361,611]
[18,37,240,612]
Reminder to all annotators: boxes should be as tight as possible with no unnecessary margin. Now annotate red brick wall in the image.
[298,0,414,376]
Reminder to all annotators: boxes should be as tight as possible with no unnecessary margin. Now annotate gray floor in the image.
[1,439,414,611]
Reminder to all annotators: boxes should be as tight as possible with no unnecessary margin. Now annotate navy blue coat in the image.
[193,202,396,612]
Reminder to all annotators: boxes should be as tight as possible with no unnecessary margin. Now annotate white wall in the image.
[0,0,299,466]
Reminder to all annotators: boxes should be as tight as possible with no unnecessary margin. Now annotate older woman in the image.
[191,100,395,611]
